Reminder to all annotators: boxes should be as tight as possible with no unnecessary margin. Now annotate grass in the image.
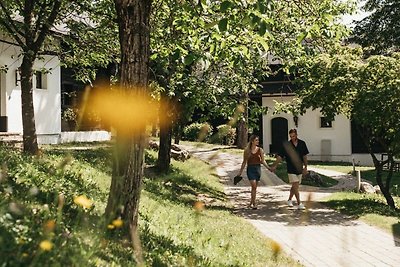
[0,143,300,266]
[322,192,400,238]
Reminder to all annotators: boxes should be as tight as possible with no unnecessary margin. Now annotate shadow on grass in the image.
[143,166,228,210]
[46,147,112,174]
[140,227,213,266]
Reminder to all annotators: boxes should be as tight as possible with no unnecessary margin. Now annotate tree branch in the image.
[0,1,25,37]
[34,0,62,54]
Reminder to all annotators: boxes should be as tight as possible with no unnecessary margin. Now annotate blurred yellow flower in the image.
[271,240,282,259]
[44,220,56,233]
[39,240,53,251]
[193,201,205,212]
[73,195,93,209]
[112,219,123,228]
[107,224,115,229]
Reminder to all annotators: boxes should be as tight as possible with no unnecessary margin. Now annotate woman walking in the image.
[237,135,271,209]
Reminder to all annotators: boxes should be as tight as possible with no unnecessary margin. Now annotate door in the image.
[0,72,6,132]
[270,117,288,154]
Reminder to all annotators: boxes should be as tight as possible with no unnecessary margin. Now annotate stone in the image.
[360,182,376,194]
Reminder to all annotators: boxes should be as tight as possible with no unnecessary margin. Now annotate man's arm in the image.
[260,148,271,171]
[270,155,283,173]
[302,155,308,176]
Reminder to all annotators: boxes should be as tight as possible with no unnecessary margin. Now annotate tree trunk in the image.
[237,119,248,149]
[236,97,248,149]
[357,124,396,209]
[20,56,39,155]
[173,123,182,145]
[157,124,172,173]
[157,95,172,173]
[106,0,151,258]
[375,159,396,209]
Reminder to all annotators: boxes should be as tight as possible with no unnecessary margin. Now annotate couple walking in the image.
[236,129,309,210]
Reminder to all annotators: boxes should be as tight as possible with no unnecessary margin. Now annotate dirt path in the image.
[185,146,400,267]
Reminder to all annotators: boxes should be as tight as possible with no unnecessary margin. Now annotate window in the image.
[15,69,20,86]
[320,117,333,128]
[35,71,47,89]
[35,71,42,88]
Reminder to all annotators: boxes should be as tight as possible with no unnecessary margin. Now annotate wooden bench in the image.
[380,153,400,172]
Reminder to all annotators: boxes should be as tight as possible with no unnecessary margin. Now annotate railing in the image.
[380,153,400,172]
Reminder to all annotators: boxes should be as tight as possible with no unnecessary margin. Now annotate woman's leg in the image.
[249,180,258,206]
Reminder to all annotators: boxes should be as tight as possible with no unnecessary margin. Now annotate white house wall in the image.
[262,95,352,162]
[0,38,61,143]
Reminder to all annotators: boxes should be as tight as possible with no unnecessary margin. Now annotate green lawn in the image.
[0,143,300,267]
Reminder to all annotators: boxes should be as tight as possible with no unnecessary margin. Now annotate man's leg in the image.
[288,185,294,201]
[292,181,300,205]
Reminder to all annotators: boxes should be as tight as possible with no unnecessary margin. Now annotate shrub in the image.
[183,122,213,142]
[210,124,236,145]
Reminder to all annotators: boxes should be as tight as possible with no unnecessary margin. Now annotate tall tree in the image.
[104,0,152,256]
[291,49,400,209]
[352,0,400,54]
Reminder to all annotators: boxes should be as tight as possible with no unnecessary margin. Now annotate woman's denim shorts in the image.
[246,164,261,181]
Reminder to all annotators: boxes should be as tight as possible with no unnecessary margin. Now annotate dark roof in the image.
[258,64,298,95]
[260,81,297,95]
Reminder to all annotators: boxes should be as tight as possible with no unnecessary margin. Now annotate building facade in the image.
[0,33,61,144]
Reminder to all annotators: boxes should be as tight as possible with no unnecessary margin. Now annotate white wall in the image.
[262,95,352,162]
[0,36,61,136]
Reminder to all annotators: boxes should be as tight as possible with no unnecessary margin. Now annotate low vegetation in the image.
[0,143,299,266]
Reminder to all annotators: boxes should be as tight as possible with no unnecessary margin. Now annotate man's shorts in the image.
[288,173,302,184]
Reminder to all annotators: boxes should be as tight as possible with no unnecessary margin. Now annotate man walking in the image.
[270,129,309,210]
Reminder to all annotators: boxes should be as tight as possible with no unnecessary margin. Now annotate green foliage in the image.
[183,122,213,142]
[61,107,78,122]
[291,48,400,207]
[294,50,400,156]
[210,124,237,145]
[352,0,400,54]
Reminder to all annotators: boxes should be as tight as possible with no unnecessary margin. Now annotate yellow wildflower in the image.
[39,240,53,251]
[73,195,93,209]
[193,201,205,212]
[112,219,123,228]
[44,220,56,233]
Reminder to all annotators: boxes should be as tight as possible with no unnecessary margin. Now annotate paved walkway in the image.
[185,146,400,267]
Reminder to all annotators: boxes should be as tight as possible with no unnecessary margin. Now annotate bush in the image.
[183,122,213,142]
[210,124,236,145]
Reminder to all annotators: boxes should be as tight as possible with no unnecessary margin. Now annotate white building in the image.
[260,68,382,167]
[0,33,61,144]
[0,32,111,144]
